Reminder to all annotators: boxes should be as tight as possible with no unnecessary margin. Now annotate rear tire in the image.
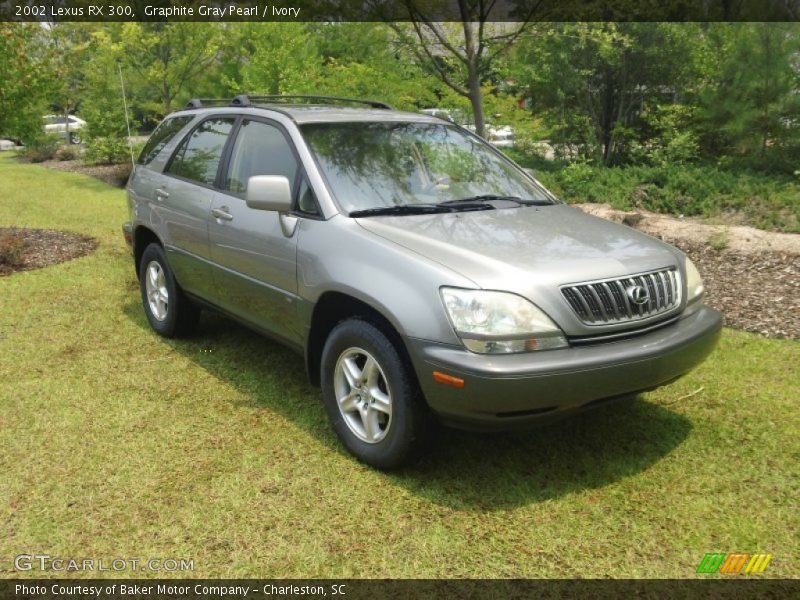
[321,318,434,470]
[139,243,199,338]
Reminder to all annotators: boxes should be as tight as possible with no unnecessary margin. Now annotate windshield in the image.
[300,121,556,214]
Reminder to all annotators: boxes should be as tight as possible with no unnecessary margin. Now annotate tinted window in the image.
[138,115,193,166]
[167,118,235,186]
[225,120,298,195]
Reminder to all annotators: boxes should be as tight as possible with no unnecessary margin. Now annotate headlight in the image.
[440,287,568,354]
[685,257,705,301]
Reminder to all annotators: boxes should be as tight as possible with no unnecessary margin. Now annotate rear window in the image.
[137,116,193,166]
[165,118,235,186]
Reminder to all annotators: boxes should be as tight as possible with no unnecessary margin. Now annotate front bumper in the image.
[407,305,722,430]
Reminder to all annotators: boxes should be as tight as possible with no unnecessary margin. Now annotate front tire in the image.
[139,243,199,338]
[69,131,81,145]
[321,318,433,469]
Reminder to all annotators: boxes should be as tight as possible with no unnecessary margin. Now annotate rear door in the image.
[158,116,237,300]
[208,117,314,347]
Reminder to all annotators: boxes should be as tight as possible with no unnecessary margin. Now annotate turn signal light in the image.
[433,371,465,388]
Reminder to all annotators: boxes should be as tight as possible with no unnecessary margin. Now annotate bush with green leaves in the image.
[23,134,62,163]
[83,137,131,165]
[535,163,800,233]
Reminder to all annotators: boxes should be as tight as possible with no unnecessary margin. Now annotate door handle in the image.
[211,207,233,221]
[154,187,169,200]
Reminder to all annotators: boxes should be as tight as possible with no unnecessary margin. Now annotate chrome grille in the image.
[561,268,681,325]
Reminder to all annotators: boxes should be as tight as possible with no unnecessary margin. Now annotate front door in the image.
[208,118,304,347]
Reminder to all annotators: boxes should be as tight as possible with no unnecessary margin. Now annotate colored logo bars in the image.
[696,553,772,574]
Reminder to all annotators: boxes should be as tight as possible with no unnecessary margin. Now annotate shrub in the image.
[0,230,26,266]
[23,134,61,163]
[130,140,145,162]
[533,162,800,233]
[54,145,81,161]
[83,137,131,165]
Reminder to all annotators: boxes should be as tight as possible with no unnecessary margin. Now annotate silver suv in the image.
[123,95,721,469]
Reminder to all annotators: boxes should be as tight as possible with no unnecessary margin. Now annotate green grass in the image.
[0,155,798,578]
[505,153,800,234]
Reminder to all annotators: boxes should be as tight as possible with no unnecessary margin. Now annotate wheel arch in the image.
[133,225,163,277]
[305,291,416,389]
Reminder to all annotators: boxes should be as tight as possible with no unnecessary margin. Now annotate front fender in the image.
[296,215,474,346]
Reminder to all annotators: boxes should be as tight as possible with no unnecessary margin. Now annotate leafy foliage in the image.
[0,24,50,144]
[3,21,800,228]
[23,134,61,163]
[535,162,800,233]
[696,23,800,170]
[513,23,700,166]
[83,137,131,165]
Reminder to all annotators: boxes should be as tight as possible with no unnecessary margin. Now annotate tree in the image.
[309,22,442,110]
[0,24,50,143]
[45,23,93,138]
[696,23,800,160]
[237,23,322,95]
[386,0,536,136]
[118,23,223,115]
[514,23,699,165]
[228,23,444,110]
[78,26,130,140]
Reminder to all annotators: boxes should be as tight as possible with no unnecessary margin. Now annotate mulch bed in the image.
[0,228,97,276]
[30,159,132,188]
[665,240,799,340]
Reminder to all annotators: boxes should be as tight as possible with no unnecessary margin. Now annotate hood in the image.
[355,204,682,294]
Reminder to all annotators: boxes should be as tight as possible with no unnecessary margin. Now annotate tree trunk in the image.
[468,68,485,137]
[601,69,617,165]
[163,82,171,114]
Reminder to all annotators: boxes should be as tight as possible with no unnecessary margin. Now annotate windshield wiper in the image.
[349,204,454,218]
[441,195,553,207]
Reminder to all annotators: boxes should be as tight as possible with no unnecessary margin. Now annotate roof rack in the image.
[185,95,393,110]
[244,95,393,110]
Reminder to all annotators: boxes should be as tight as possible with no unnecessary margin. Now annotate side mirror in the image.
[245,175,292,212]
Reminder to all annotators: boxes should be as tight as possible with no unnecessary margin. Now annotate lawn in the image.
[0,155,798,579]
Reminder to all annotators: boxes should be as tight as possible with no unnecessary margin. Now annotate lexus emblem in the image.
[627,285,649,305]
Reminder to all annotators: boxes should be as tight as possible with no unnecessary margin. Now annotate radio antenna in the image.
[117,60,135,169]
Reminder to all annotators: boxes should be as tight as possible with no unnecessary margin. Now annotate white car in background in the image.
[421,109,515,148]
[43,114,86,144]
[486,125,515,148]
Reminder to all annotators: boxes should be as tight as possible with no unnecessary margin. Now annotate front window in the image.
[300,121,555,214]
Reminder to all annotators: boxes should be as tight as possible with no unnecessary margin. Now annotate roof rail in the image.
[185,95,394,111]
[241,95,393,110]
